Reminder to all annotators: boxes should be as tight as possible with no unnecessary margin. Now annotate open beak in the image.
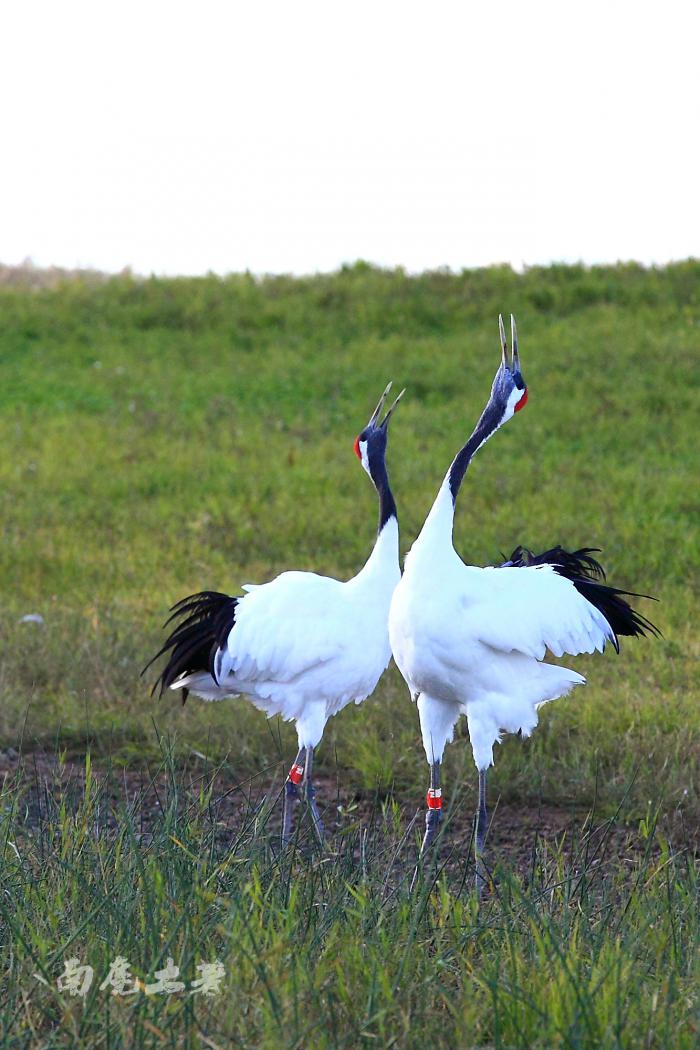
[498,313,520,372]
[368,382,405,428]
[380,387,405,428]
[368,382,392,427]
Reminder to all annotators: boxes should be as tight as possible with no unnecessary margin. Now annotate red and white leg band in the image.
[288,763,304,785]
[426,788,442,810]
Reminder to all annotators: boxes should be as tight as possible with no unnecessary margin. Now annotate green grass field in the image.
[1,261,699,1046]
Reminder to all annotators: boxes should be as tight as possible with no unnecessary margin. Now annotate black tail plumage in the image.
[503,545,660,650]
[143,591,238,701]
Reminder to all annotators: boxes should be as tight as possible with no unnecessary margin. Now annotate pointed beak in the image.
[380,387,405,428]
[498,313,521,372]
[368,382,392,427]
[498,313,509,369]
[511,314,520,372]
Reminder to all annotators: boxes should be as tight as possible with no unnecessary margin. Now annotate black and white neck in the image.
[447,399,506,505]
[415,380,527,553]
[352,381,404,580]
[355,436,397,536]
[375,465,398,535]
[411,315,528,557]
[351,437,400,586]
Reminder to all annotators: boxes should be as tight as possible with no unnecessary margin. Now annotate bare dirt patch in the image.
[2,748,693,885]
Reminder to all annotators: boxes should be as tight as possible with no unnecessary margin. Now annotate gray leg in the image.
[282,747,305,845]
[303,745,325,844]
[410,761,442,890]
[475,768,488,899]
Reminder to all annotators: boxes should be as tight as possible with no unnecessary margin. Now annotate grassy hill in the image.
[1,260,697,808]
[1,262,699,1046]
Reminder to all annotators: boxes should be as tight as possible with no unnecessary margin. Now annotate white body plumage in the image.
[389,482,614,771]
[389,316,655,887]
[178,519,400,748]
[148,382,405,843]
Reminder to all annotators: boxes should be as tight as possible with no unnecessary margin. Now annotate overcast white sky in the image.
[2,1,698,276]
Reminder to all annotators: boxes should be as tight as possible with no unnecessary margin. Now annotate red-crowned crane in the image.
[145,384,404,844]
[388,316,658,894]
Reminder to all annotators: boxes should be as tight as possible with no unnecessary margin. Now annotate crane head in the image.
[354,382,405,480]
[491,313,528,422]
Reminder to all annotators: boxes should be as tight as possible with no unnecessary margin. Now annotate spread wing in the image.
[464,563,619,660]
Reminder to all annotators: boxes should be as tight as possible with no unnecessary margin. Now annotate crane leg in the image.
[410,760,442,890]
[282,747,306,845]
[475,768,488,899]
[303,745,325,844]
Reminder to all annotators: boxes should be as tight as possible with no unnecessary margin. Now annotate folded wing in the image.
[215,571,351,686]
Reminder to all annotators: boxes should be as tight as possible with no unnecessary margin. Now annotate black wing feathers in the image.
[504,545,660,647]
[507,545,606,580]
[143,590,238,701]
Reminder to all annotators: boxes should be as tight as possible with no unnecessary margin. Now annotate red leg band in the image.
[288,763,304,785]
[426,788,442,810]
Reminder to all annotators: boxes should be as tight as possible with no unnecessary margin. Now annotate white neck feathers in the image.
[408,480,455,559]
[352,515,400,586]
